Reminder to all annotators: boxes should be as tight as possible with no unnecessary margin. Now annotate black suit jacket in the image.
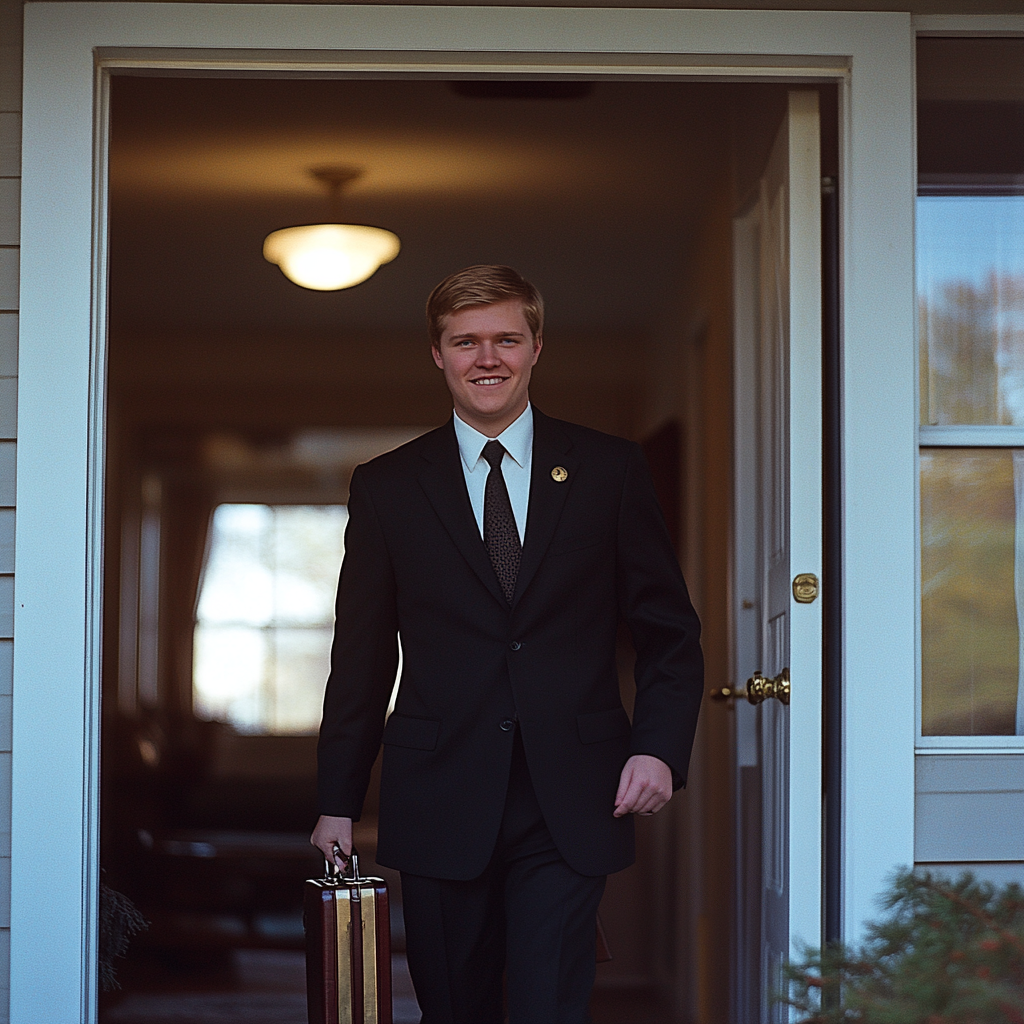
[317,409,703,880]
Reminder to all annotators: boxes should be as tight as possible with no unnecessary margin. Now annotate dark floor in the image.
[100,949,420,1024]
[99,948,673,1024]
[101,824,672,1023]
[592,987,675,1024]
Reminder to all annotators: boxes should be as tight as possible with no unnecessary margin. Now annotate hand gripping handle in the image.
[325,843,363,882]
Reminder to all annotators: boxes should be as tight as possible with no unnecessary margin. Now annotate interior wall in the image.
[629,82,834,1022]
[636,164,735,1024]
[109,328,645,437]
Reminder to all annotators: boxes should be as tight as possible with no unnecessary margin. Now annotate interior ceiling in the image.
[108,76,739,339]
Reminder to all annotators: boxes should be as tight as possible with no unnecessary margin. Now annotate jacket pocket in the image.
[548,530,605,556]
[383,713,440,751]
[577,707,631,744]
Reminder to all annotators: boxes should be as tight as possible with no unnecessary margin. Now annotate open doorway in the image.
[97,74,836,1024]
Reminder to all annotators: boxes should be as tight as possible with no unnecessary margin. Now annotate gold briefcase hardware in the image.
[304,847,393,1024]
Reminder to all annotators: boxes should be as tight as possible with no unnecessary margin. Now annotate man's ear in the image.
[431,345,444,370]
[531,334,543,364]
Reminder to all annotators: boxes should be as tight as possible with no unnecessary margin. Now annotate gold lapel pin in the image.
[551,466,568,483]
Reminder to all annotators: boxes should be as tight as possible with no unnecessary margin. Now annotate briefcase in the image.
[304,850,392,1024]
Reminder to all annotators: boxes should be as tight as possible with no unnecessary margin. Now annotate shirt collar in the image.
[453,403,534,472]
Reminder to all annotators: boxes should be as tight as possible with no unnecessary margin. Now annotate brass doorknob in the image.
[710,668,790,706]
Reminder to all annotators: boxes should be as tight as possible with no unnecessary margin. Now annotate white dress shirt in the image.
[453,404,533,545]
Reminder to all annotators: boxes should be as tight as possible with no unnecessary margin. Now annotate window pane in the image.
[918,195,1024,426]
[272,506,348,626]
[267,627,335,734]
[196,505,274,626]
[921,449,1023,735]
[194,504,347,734]
[193,625,268,729]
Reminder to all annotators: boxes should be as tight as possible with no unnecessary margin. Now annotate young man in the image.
[311,265,703,1024]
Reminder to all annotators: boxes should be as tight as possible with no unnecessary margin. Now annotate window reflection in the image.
[920,450,1023,735]
[193,504,348,734]
[918,195,1024,426]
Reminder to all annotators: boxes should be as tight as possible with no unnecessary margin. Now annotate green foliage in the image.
[783,869,1024,1024]
[98,883,148,992]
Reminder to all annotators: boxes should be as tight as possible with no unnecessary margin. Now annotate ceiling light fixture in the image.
[263,166,400,291]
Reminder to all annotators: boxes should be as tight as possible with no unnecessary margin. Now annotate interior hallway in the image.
[98,72,834,1023]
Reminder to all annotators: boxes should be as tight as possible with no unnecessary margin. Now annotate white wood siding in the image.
[0,0,18,1016]
[916,755,1024,863]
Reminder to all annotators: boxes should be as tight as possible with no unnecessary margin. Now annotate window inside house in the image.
[917,38,1024,739]
[193,504,348,734]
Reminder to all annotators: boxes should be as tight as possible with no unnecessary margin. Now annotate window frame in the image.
[913,24,1024,751]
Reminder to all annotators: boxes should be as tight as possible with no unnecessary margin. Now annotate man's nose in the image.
[476,342,501,366]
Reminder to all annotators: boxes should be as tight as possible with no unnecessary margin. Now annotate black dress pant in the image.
[401,729,607,1024]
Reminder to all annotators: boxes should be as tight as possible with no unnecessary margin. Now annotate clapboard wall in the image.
[0,0,20,1016]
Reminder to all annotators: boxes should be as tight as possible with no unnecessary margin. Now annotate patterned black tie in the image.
[482,440,522,603]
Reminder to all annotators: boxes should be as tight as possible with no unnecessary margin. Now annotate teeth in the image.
[473,378,505,385]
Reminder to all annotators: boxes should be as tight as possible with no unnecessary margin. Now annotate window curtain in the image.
[162,478,217,718]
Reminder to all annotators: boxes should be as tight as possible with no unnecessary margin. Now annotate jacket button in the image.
[500,720,515,732]
[509,641,522,651]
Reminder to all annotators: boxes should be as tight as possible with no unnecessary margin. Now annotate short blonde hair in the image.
[426,265,544,347]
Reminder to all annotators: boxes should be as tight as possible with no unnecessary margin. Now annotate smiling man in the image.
[311,265,703,1024]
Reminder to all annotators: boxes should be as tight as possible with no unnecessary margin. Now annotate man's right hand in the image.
[311,814,354,871]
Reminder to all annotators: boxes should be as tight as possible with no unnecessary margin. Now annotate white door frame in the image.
[16,5,915,1019]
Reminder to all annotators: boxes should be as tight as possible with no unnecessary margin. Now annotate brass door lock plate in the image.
[792,573,819,604]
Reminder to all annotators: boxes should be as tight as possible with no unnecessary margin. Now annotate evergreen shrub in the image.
[783,868,1024,1023]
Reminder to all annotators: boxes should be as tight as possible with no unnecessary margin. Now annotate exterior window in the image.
[918,196,1024,428]
[920,449,1022,736]
[917,38,1024,742]
[193,504,347,734]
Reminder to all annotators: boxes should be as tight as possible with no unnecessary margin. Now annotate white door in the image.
[730,90,823,1023]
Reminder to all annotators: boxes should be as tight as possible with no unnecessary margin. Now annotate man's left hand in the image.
[613,754,673,818]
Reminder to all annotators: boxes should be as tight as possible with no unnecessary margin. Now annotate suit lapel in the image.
[513,410,577,607]
[417,419,508,608]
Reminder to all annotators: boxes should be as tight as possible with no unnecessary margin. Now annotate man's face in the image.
[432,300,542,436]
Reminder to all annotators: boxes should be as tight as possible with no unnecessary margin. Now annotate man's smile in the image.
[471,376,510,386]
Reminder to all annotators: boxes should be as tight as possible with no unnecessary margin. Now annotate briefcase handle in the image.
[325,843,365,882]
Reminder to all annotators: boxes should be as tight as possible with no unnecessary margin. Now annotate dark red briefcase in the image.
[304,850,392,1024]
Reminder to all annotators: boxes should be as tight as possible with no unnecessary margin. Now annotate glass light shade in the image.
[263,223,401,291]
